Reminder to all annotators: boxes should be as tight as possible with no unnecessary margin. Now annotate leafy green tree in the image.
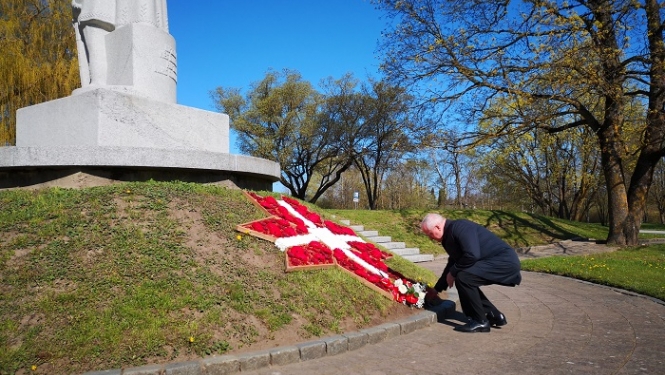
[211,69,351,202]
[375,0,665,245]
[437,187,446,208]
[0,0,79,145]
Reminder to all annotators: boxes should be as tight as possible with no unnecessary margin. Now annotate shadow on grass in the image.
[485,210,582,248]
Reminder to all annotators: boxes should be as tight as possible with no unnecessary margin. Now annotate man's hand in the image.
[425,288,439,301]
[446,272,455,288]
[424,287,442,306]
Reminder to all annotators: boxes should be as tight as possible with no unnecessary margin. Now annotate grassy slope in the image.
[330,208,665,300]
[0,182,423,374]
[326,208,611,256]
[1,182,661,374]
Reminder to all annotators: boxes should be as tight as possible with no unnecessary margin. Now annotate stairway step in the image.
[389,248,420,256]
[403,254,435,263]
[366,236,391,243]
[379,242,406,250]
[337,218,434,264]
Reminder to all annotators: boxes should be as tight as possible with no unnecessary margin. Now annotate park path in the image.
[236,240,665,375]
[237,270,664,375]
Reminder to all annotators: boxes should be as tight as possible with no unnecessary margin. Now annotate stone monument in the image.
[0,0,280,190]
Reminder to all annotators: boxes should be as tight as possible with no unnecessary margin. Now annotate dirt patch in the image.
[169,200,229,259]
[158,197,419,361]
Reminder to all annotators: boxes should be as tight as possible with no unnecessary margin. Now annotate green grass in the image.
[521,246,665,301]
[638,222,665,230]
[0,181,425,374]
[2,181,663,374]
[326,208,665,301]
[324,208,610,256]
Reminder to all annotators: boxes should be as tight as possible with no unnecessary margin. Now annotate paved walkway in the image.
[234,243,665,375]
[238,271,664,375]
[515,238,620,258]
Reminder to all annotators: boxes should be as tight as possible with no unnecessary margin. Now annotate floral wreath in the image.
[236,192,428,308]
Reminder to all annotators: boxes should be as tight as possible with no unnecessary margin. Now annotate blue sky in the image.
[168,0,387,118]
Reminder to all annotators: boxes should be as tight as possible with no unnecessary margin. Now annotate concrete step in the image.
[403,254,435,263]
[337,219,434,264]
[389,248,420,256]
[366,236,391,243]
[349,225,364,232]
[378,242,406,250]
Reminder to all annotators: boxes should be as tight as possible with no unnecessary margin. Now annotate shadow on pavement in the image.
[436,310,467,329]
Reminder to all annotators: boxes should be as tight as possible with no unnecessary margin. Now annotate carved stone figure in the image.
[72,0,169,87]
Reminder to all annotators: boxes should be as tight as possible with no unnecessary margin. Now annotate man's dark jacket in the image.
[434,219,521,292]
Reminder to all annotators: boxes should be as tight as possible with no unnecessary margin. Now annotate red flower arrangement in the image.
[324,220,357,236]
[283,196,325,227]
[349,241,392,260]
[237,191,429,308]
[241,217,307,238]
[286,241,334,267]
[247,193,326,230]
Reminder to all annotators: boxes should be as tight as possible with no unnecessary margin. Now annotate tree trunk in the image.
[598,122,628,245]
[622,0,665,246]
[586,0,630,245]
[625,151,661,246]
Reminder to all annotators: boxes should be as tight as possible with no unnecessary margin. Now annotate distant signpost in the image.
[353,191,359,209]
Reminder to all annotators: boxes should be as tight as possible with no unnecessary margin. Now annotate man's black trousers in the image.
[455,270,502,322]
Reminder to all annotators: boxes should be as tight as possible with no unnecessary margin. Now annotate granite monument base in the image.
[0,146,280,190]
[17,88,229,152]
[2,87,280,190]
[0,167,272,191]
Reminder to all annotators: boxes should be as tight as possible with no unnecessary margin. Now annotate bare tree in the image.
[375,0,665,245]
[429,130,470,208]
[211,69,352,203]
[353,79,420,210]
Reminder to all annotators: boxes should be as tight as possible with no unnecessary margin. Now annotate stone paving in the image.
[515,238,620,259]
[231,241,665,375]
[235,271,664,375]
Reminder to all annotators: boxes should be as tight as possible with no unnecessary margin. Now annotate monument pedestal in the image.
[0,88,280,190]
[0,147,280,190]
[17,89,229,152]
[0,4,281,190]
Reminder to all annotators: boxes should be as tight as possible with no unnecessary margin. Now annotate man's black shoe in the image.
[487,311,508,327]
[454,319,491,333]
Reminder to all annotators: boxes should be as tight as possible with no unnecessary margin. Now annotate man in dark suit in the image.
[421,213,522,332]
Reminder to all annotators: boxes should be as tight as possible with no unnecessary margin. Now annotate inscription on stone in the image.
[156,47,178,83]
